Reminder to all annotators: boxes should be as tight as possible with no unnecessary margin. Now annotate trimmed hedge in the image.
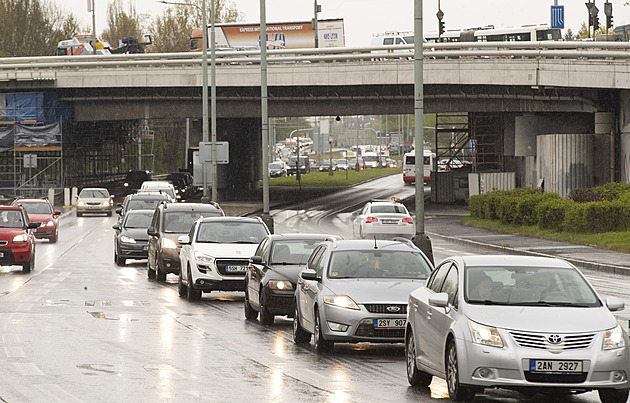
[467,183,630,233]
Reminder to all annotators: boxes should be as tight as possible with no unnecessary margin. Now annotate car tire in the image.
[115,254,126,266]
[446,340,476,401]
[177,271,187,298]
[147,260,156,279]
[186,267,202,301]
[76,212,82,217]
[259,290,274,325]
[292,305,311,344]
[107,211,112,217]
[155,257,166,282]
[244,290,259,321]
[599,389,630,403]
[314,308,334,353]
[406,329,432,387]
[21,257,33,274]
[50,232,58,243]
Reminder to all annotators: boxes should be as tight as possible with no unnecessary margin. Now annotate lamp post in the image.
[260,0,274,232]
[328,135,334,176]
[158,0,216,203]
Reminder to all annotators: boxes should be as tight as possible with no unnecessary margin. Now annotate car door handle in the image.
[413,303,418,312]
[426,309,432,319]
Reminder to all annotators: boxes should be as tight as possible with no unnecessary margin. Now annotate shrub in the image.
[517,192,560,226]
[569,187,600,203]
[600,182,630,202]
[468,194,486,219]
[537,198,575,231]
[562,202,591,233]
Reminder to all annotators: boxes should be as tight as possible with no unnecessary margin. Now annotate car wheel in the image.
[50,232,58,243]
[406,329,432,387]
[115,254,126,266]
[155,257,166,282]
[147,260,156,279]
[186,267,202,301]
[244,289,258,321]
[359,227,365,239]
[177,271,187,298]
[107,211,112,217]
[21,257,33,274]
[292,304,311,344]
[314,308,334,353]
[76,211,82,217]
[599,389,630,403]
[259,290,274,325]
[446,340,475,401]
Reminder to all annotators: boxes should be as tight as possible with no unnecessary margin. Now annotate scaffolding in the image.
[434,113,470,172]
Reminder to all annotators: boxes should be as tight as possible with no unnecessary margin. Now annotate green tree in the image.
[577,22,589,39]
[563,28,576,41]
[102,0,147,50]
[150,0,243,53]
[0,0,81,57]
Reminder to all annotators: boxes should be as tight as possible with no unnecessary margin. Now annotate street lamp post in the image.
[158,0,216,203]
[328,136,334,176]
[260,0,274,232]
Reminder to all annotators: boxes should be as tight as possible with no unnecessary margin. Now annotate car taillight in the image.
[403,170,407,175]
[402,217,413,224]
[365,217,378,223]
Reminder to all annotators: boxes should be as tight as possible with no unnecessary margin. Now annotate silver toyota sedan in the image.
[405,255,630,403]
[294,238,433,353]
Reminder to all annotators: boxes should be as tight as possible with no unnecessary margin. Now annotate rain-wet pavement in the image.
[0,176,627,402]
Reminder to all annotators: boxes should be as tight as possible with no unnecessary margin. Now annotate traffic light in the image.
[607,15,613,29]
[594,15,600,31]
[439,20,445,36]
[604,2,613,29]
[588,14,594,28]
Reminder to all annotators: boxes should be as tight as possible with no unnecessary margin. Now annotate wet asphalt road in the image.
[0,176,625,402]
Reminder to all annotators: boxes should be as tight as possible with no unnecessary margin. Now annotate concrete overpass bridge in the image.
[1,42,630,199]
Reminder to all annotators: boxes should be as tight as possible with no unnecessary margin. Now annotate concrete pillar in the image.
[594,112,614,185]
[48,188,55,206]
[64,188,70,207]
[71,187,78,205]
[619,90,630,183]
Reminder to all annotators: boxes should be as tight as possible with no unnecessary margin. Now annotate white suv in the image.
[177,217,270,300]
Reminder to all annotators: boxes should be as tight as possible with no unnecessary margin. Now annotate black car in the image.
[112,209,154,266]
[244,233,341,325]
[116,192,172,223]
[166,172,195,199]
[147,202,224,282]
[286,156,311,176]
[123,170,152,195]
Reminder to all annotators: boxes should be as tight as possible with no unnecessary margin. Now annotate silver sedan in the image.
[405,255,630,403]
[293,239,433,353]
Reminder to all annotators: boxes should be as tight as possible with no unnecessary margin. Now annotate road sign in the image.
[199,142,229,164]
[551,5,565,29]
[24,154,37,168]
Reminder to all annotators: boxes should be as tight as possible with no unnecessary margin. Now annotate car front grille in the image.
[354,323,405,339]
[524,372,587,383]
[215,259,249,276]
[364,304,407,315]
[510,331,596,351]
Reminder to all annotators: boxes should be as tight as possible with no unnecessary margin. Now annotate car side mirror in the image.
[429,292,449,308]
[177,235,190,245]
[300,269,319,281]
[116,207,122,215]
[147,226,158,236]
[54,210,61,215]
[112,224,120,230]
[250,256,264,265]
[606,296,625,312]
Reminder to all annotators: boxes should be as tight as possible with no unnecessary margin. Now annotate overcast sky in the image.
[56,0,630,47]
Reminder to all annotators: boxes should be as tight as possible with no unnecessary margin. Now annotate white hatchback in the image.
[352,199,414,239]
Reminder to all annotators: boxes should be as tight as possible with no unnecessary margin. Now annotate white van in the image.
[371,31,415,59]
[139,181,178,201]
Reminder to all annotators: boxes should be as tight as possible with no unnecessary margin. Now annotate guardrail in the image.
[2,42,630,72]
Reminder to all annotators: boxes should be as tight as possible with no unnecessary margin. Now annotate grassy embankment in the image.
[269,167,401,187]
[461,216,630,254]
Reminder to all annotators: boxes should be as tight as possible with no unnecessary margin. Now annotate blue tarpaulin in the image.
[1,92,70,124]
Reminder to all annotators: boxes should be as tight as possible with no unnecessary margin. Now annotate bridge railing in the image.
[2,42,630,71]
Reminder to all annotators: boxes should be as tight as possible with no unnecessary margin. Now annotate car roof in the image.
[457,255,574,269]
[0,206,24,210]
[128,192,171,199]
[12,199,50,204]
[198,216,261,223]
[266,233,340,242]
[326,239,418,251]
[81,187,109,191]
[160,202,223,212]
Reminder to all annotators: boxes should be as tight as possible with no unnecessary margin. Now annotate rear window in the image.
[164,211,222,233]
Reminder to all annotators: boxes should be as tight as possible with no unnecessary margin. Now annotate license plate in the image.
[381,219,398,224]
[529,360,583,373]
[374,318,406,329]
[225,265,247,273]
[142,246,148,251]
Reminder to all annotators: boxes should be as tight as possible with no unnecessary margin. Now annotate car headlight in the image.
[44,221,54,227]
[101,201,111,206]
[161,238,177,249]
[268,280,293,291]
[12,233,28,244]
[77,201,86,206]
[324,295,360,310]
[603,325,626,350]
[468,319,503,348]
[194,251,214,264]
[120,235,136,244]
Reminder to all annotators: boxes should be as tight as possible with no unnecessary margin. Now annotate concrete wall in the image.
[619,90,630,183]
[537,134,594,198]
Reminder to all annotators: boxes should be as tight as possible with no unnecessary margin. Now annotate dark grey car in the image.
[112,209,154,266]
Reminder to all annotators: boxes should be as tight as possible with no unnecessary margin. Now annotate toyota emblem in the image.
[547,334,562,344]
[386,305,401,313]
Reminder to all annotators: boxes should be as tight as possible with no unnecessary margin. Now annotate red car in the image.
[0,206,37,273]
[11,199,61,243]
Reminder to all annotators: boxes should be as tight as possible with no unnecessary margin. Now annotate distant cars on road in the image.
[406,255,630,403]
[268,161,288,177]
[293,238,433,352]
[75,188,113,217]
[12,198,60,243]
[352,199,414,239]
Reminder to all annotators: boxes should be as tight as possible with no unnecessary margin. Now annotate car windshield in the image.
[164,211,222,233]
[16,202,52,214]
[465,266,601,307]
[370,205,408,214]
[328,250,432,279]
[80,189,109,198]
[0,210,25,228]
[269,163,283,169]
[127,199,165,212]
[196,221,267,244]
[123,212,153,228]
[270,240,324,265]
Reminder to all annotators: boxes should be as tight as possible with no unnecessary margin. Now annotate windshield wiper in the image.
[468,299,507,305]
[231,241,258,244]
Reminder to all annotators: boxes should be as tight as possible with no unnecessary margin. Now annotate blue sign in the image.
[551,5,564,29]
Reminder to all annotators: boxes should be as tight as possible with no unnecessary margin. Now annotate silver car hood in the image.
[193,243,259,259]
[464,305,618,333]
[326,279,425,304]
